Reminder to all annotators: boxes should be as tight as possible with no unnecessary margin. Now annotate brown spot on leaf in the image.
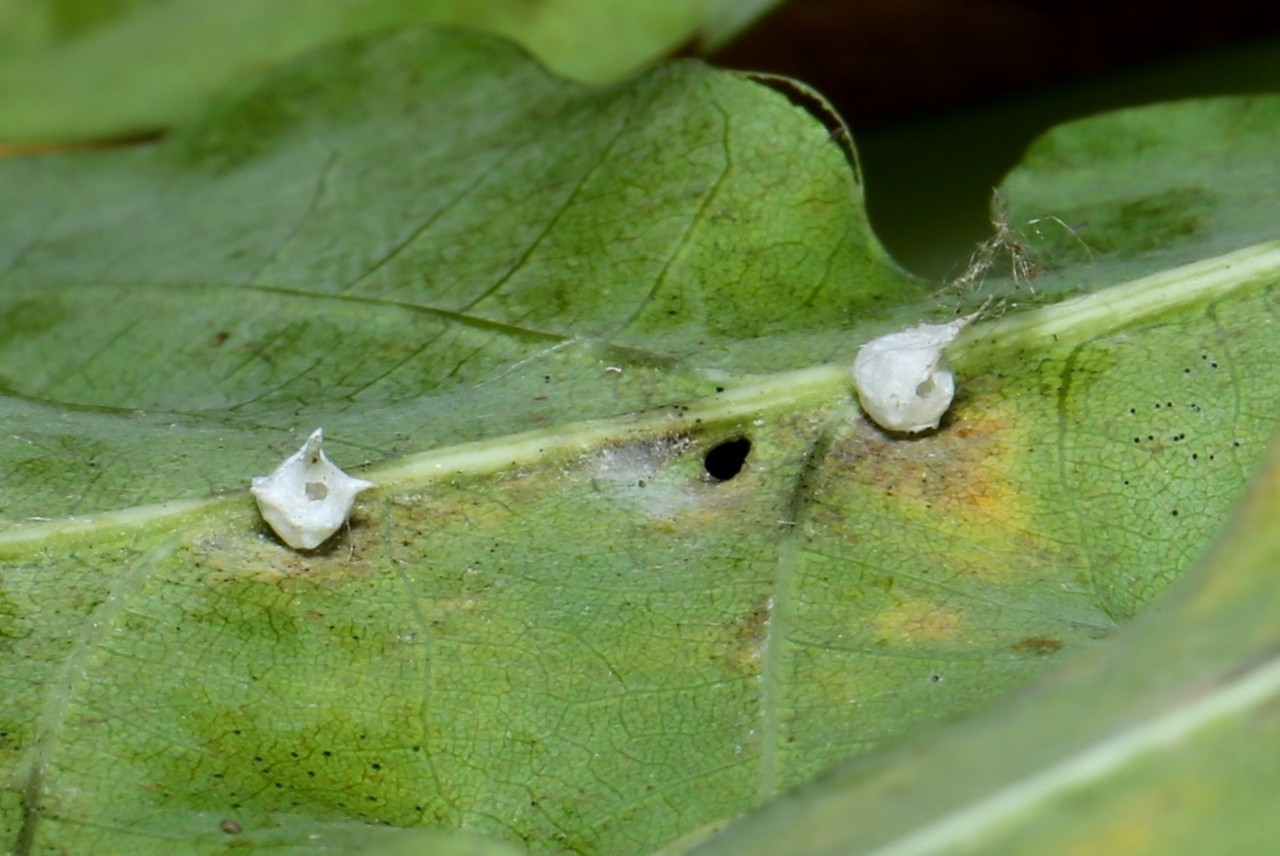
[1013,636,1064,655]
[725,596,772,672]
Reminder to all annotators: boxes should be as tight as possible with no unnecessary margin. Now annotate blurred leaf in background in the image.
[0,0,786,143]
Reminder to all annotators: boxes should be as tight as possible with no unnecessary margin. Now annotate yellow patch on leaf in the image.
[873,604,962,644]
[836,397,1033,535]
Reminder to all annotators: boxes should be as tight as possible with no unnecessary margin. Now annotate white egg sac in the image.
[851,318,968,433]
[250,428,375,550]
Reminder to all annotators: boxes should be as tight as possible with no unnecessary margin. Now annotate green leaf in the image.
[0,0,775,143]
[689,96,1280,856]
[689,426,1280,856]
[2,25,1278,856]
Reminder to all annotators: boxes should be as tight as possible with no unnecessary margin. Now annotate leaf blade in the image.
[2,26,1279,856]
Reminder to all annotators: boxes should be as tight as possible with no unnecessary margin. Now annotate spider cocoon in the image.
[852,318,968,433]
[251,428,375,550]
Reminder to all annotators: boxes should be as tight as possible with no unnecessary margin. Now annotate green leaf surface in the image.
[2,25,1278,856]
[691,424,1280,856]
[0,0,772,143]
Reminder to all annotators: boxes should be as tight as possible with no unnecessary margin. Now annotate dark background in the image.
[710,0,1280,277]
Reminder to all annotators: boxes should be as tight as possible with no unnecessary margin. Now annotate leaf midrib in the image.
[3,238,1277,555]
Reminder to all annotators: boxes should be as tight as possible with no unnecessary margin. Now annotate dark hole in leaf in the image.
[704,437,752,481]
